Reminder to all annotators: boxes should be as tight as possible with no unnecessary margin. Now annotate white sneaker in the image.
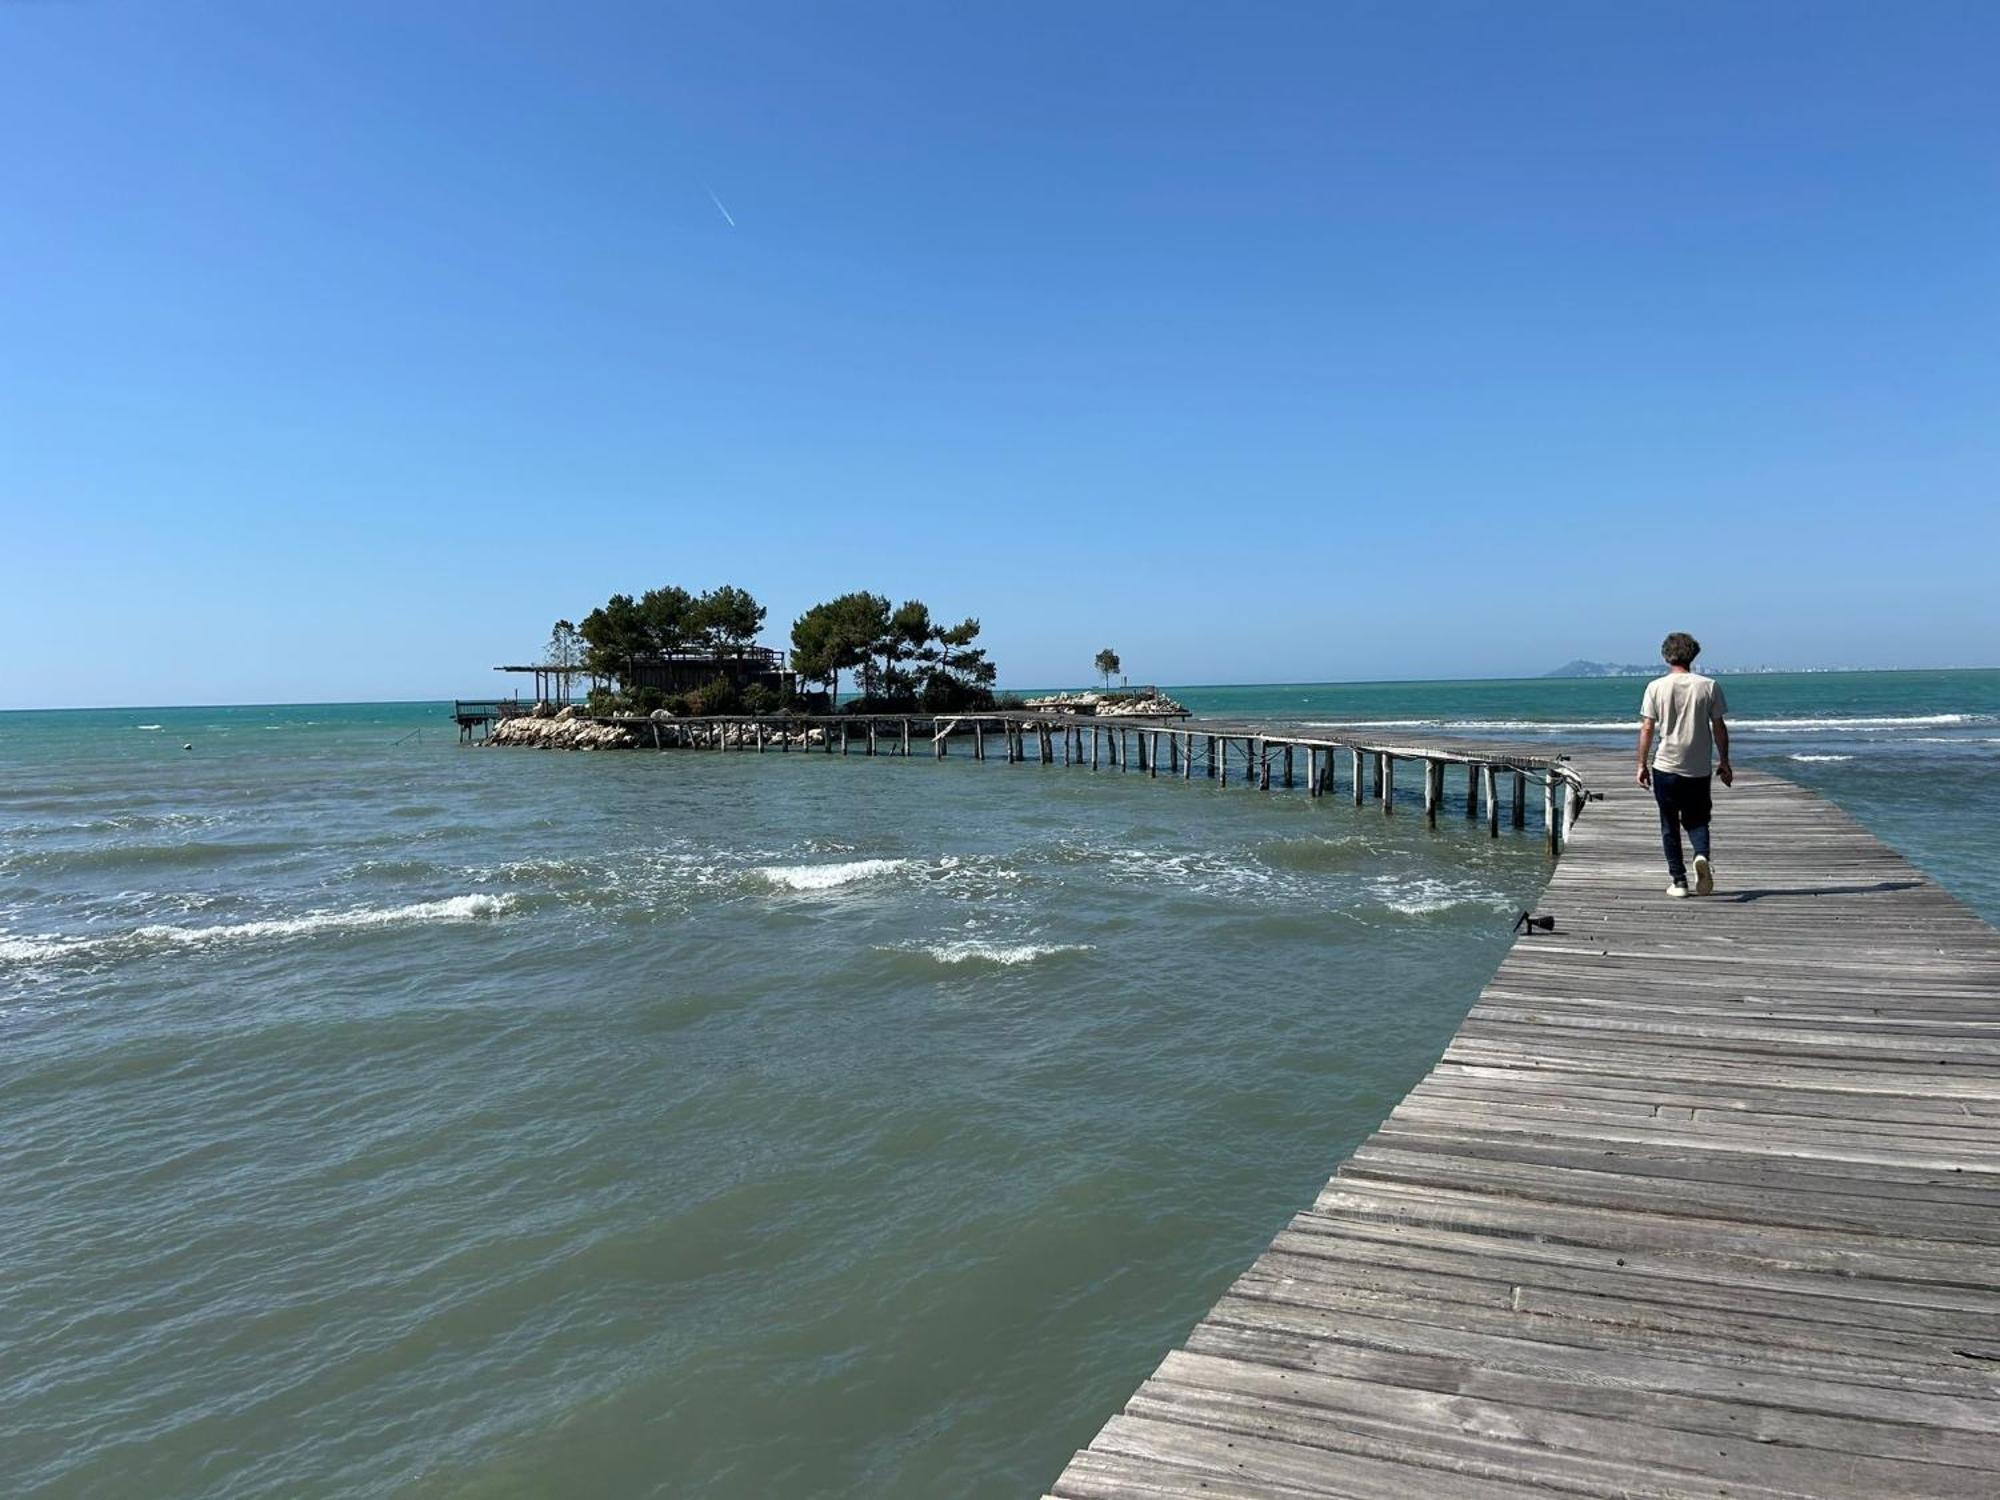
[1666,880,1689,898]
[1692,855,1714,897]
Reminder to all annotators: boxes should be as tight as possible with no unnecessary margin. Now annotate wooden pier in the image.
[1045,747,2000,1499]
[501,710,1587,852]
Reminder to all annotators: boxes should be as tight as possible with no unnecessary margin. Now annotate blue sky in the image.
[4,2,1996,707]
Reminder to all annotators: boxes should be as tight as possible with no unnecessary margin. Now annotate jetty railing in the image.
[481,708,1589,853]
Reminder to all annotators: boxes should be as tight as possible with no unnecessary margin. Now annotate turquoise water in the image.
[2,670,1995,1497]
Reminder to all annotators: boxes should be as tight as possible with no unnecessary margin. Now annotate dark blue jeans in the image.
[1651,770,1712,882]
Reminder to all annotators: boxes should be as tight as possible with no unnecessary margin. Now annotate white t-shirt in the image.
[1642,672,1728,777]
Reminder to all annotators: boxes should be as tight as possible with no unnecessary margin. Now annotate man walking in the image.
[1637,632,1732,897]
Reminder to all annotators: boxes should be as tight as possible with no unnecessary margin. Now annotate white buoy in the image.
[182,743,192,751]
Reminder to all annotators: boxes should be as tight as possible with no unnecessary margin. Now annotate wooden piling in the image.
[1424,757,1440,824]
[1282,744,1294,789]
[1466,761,1480,819]
[1380,753,1394,813]
[1513,769,1527,828]
[1350,748,1364,805]
[1483,763,1500,837]
[1544,773,1558,854]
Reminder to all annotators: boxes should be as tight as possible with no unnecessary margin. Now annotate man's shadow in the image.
[1723,881,1922,904]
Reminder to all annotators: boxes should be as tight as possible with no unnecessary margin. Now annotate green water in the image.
[1,670,1994,1496]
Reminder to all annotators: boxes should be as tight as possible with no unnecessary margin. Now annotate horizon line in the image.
[5,664,1996,715]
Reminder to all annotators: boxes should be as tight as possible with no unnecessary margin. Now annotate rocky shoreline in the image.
[1021,689,1188,717]
[486,697,1188,751]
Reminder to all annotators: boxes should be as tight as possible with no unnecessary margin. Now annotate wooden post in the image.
[1381,754,1394,813]
[780,721,790,752]
[1091,725,1100,771]
[1424,758,1439,824]
[1307,746,1319,797]
[1206,735,1217,778]
[1484,764,1500,837]
[1168,733,1180,773]
[1219,737,1229,787]
[1545,775,1559,856]
[1467,762,1480,819]
[1135,730,1147,774]
[1351,748,1364,805]
[1259,740,1271,791]
[755,723,765,753]
[973,722,984,761]
[1183,730,1193,781]
[1283,744,1294,788]
[1513,770,1527,829]
[1371,752,1384,800]
[1149,730,1160,778]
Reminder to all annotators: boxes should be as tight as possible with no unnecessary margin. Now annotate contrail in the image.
[705,185,736,228]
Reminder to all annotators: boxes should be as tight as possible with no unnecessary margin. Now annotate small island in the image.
[466,585,1186,749]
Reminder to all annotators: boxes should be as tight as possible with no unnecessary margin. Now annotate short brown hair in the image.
[1661,632,1701,667]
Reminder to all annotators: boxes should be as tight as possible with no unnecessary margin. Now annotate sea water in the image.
[2,670,1995,1497]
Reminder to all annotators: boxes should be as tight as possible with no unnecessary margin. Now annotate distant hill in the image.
[1542,659,1655,679]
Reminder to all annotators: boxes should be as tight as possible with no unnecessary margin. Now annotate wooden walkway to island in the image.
[1046,747,2000,1499]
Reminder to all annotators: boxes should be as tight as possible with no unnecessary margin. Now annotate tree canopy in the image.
[552,580,1000,715]
[1094,648,1121,688]
[791,592,997,711]
[577,583,769,678]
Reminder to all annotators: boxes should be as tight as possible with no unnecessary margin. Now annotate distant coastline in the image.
[1541,658,1895,679]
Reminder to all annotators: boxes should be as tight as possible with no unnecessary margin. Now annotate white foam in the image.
[0,894,512,968]
[135,724,164,731]
[1367,876,1511,916]
[1788,753,1854,762]
[897,940,1092,966]
[755,858,909,892]
[132,894,512,946]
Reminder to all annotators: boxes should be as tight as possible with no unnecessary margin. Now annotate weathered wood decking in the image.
[1047,748,2000,1499]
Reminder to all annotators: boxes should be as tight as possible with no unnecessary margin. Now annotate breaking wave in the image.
[1788,753,1854,763]
[0,894,513,969]
[755,858,909,892]
[1365,876,1513,916]
[885,939,1093,967]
